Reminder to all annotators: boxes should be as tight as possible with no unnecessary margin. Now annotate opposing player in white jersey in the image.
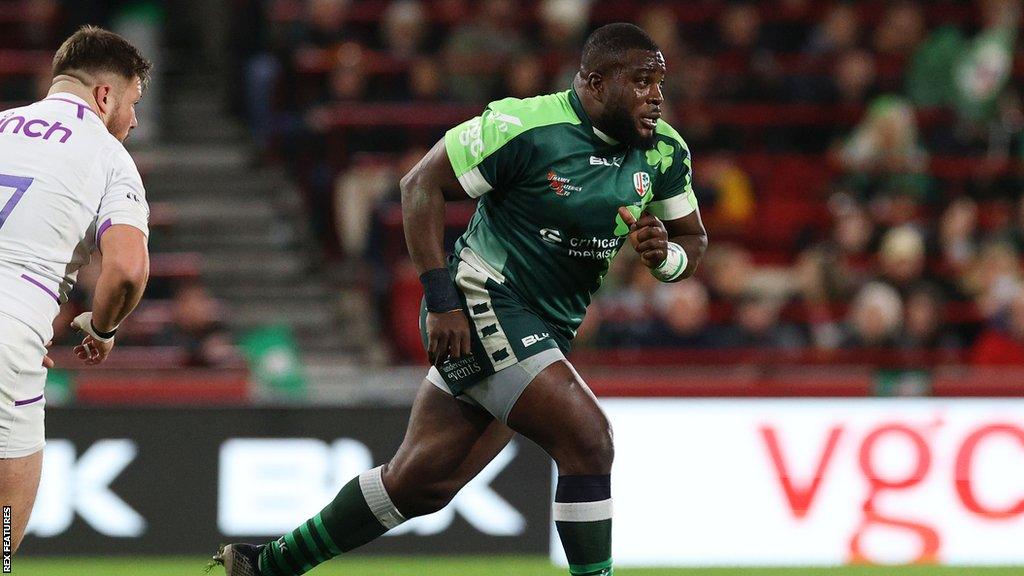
[0,25,151,553]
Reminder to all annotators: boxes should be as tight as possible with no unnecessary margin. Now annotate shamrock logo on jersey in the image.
[645,140,674,174]
[613,187,655,237]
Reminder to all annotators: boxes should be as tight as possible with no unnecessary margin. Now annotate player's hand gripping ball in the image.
[617,206,669,269]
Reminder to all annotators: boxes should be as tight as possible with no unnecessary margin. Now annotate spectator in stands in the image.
[593,258,661,347]
[503,54,546,100]
[790,3,863,104]
[539,0,593,90]
[303,0,357,48]
[837,96,929,203]
[804,3,861,57]
[442,0,526,101]
[637,5,683,66]
[877,225,934,298]
[160,283,237,367]
[793,247,849,349]
[380,0,429,60]
[702,244,755,305]
[962,240,1022,319]
[405,57,446,101]
[898,283,963,351]
[841,282,904,348]
[649,281,728,349]
[722,291,807,350]
[937,198,980,273]
[971,284,1024,364]
[713,3,780,102]
[692,156,756,230]
[321,43,368,103]
[17,0,60,49]
[872,1,926,58]
[907,0,1020,152]
[831,49,878,104]
[540,0,592,53]
[996,196,1024,254]
[828,198,876,273]
[669,53,724,150]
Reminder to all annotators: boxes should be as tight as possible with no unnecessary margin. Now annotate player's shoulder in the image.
[653,119,689,153]
[482,90,581,134]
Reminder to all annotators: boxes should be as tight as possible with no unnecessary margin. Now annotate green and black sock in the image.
[257,465,406,576]
[554,474,613,576]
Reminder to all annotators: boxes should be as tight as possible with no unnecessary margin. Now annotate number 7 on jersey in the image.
[0,174,34,229]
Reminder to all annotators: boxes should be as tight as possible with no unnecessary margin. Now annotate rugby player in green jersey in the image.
[212,23,707,576]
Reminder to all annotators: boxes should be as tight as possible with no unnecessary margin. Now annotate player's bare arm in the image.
[400,139,472,366]
[73,224,149,365]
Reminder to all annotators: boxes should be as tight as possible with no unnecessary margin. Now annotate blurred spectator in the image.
[540,0,592,53]
[649,281,729,348]
[321,43,368,103]
[907,0,1020,151]
[405,57,446,101]
[692,156,755,230]
[837,96,929,203]
[937,198,980,273]
[841,282,904,348]
[340,147,428,260]
[714,3,781,102]
[898,283,962,350]
[637,5,683,65]
[804,4,861,57]
[159,283,237,367]
[794,247,849,349]
[872,1,926,57]
[303,0,357,48]
[877,225,930,298]
[996,196,1024,254]
[831,49,877,104]
[971,285,1024,364]
[380,0,428,59]
[718,3,762,53]
[442,0,526,101]
[962,240,1022,319]
[593,257,661,347]
[702,244,754,304]
[721,291,807,349]
[503,54,546,100]
[953,0,1020,124]
[539,0,593,90]
[828,198,876,271]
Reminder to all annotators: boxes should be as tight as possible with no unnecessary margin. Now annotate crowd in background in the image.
[4,0,1024,366]
[232,0,1024,363]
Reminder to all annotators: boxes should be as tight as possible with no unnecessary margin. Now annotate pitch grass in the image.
[9,557,1024,576]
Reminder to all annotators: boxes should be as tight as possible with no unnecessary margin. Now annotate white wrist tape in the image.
[71,311,117,342]
[651,242,688,282]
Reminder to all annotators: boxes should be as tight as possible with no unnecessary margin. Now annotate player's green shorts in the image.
[419,255,571,399]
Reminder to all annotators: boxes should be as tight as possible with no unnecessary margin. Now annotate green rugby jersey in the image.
[443,87,698,344]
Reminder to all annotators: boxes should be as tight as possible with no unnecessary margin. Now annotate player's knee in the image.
[559,418,614,474]
[382,461,460,518]
[402,481,459,518]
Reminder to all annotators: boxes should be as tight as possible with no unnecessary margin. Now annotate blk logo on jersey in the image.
[590,156,621,167]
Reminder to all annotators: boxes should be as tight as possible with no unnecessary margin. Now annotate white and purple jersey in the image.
[0,92,149,342]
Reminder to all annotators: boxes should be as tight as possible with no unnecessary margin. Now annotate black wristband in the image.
[419,268,462,313]
[91,320,117,340]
